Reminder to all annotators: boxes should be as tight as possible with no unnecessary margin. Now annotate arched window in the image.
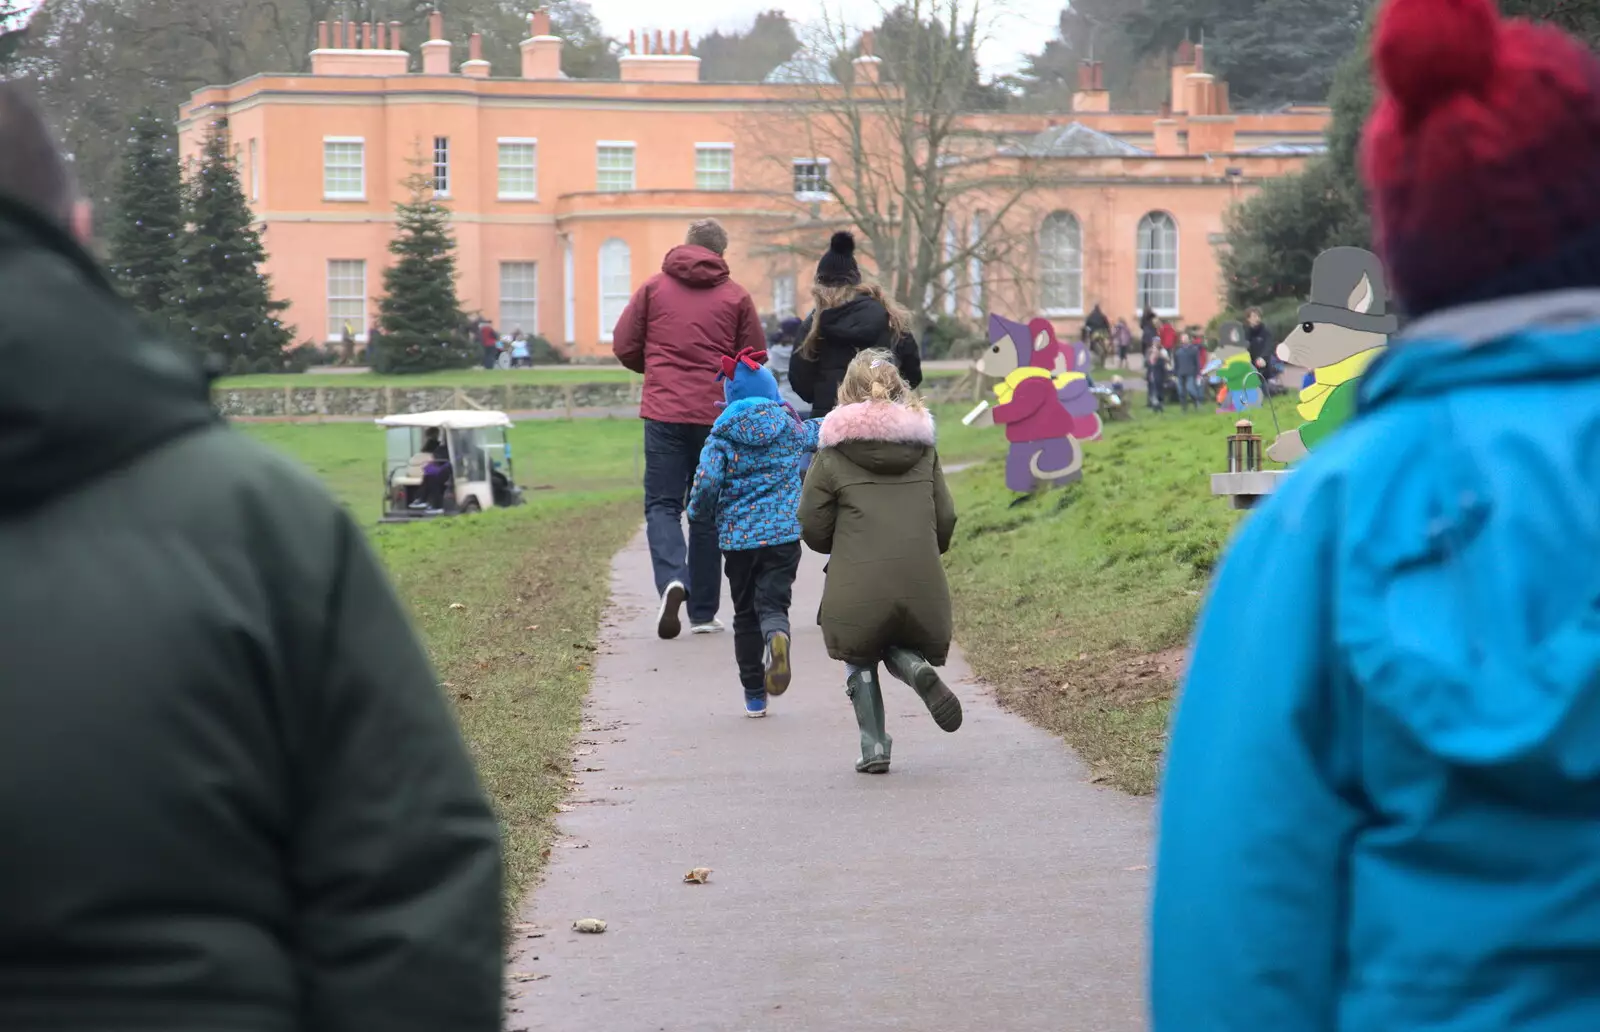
[1039,211,1083,315]
[1136,211,1179,316]
[598,238,631,342]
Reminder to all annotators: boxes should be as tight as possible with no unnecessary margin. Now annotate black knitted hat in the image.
[815,231,861,287]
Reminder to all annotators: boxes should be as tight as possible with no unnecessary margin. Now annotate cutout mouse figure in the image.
[967,314,1102,492]
[1267,247,1398,463]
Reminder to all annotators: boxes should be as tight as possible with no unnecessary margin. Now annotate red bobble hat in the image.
[1363,0,1600,317]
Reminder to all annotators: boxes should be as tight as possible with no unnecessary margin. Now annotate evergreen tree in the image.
[173,119,293,373]
[107,109,185,332]
[695,10,800,83]
[371,167,473,375]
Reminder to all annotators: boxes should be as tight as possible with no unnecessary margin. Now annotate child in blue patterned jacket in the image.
[687,347,821,717]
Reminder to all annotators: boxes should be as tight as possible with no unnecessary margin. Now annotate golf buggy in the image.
[378,410,524,523]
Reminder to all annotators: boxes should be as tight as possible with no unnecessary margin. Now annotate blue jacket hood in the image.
[712,397,796,447]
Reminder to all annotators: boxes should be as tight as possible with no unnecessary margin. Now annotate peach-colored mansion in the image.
[177,11,1329,357]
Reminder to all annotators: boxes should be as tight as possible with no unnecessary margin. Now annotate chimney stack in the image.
[1170,40,1198,114]
[317,20,329,49]
[521,7,563,78]
[1153,118,1184,156]
[618,23,702,80]
[390,21,403,52]
[375,22,387,49]
[422,9,451,74]
[852,30,882,85]
[311,12,407,72]
[361,22,373,49]
[462,31,490,77]
[1072,59,1110,113]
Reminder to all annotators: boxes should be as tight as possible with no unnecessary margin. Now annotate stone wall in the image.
[213,381,641,419]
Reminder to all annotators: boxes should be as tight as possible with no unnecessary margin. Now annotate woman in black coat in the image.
[788,232,923,418]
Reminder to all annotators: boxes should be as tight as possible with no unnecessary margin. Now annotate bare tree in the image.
[743,0,1041,333]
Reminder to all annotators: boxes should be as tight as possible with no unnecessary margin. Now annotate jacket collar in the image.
[0,192,115,295]
[1361,290,1600,411]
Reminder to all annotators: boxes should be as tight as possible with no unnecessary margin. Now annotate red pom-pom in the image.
[1375,0,1500,115]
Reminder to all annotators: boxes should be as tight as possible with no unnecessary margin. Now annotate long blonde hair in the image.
[836,348,926,412]
[799,281,912,359]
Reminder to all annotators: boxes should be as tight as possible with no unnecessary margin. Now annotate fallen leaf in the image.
[572,918,607,934]
[1124,864,1150,872]
[508,971,549,983]
[448,602,466,611]
[554,803,574,813]
[525,625,539,631]
[684,867,713,884]
[1077,652,1088,661]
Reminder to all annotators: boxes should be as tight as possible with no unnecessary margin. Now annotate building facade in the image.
[176,14,1329,358]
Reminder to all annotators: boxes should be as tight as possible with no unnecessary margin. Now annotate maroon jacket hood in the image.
[661,245,730,288]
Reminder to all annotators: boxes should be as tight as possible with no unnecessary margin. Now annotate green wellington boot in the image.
[884,647,963,732]
[845,666,892,773]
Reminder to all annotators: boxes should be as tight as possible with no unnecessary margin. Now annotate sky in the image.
[594,1,1067,78]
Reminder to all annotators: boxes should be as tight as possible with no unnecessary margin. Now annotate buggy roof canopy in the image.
[375,410,515,430]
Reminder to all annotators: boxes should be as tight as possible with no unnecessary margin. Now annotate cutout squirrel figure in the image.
[967,314,1102,492]
[1267,247,1398,463]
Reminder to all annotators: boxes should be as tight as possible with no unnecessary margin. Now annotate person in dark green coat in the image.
[799,350,960,774]
[0,85,503,1030]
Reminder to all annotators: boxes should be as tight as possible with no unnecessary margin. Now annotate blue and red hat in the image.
[717,348,779,405]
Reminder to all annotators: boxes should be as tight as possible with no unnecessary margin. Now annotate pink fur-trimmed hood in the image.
[820,401,936,448]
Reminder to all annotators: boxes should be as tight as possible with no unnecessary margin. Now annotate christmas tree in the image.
[371,164,474,374]
[174,118,294,374]
[107,109,184,333]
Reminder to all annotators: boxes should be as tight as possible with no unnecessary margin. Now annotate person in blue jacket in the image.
[1151,1,1600,1030]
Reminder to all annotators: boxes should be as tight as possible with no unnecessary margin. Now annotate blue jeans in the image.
[643,420,721,624]
[1178,374,1203,410]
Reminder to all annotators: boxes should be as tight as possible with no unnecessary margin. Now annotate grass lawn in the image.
[942,405,1279,794]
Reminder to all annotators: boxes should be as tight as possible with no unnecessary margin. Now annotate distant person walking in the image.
[788,232,923,419]
[1244,307,1276,384]
[612,217,766,639]
[1112,317,1132,368]
[0,83,503,1031]
[1173,333,1202,411]
[1153,0,1600,1028]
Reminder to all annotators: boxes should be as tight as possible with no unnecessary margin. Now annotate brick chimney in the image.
[1183,71,1236,153]
[1170,40,1197,114]
[619,23,701,81]
[311,18,409,75]
[1072,59,1109,113]
[421,10,451,75]
[852,30,882,85]
[462,31,490,77]
[521,8,563,79]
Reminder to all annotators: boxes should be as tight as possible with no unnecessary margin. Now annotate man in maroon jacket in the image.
[612,219,766,639]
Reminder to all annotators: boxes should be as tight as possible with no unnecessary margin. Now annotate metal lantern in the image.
[1227,419,1262,473]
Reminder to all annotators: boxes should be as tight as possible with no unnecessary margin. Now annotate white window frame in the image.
[969,211,987,319]
[596,141,637,193]
[694,143,734,191]
[792,157,831,202]
[499,261,539,337]
[1136,211,1180,317]
[497,137,538,201]
[598,238,632,343]
[248,138,260,203]
[432,135,450,198]
[772,274,797,319]
[942,220,959,316]
[322,137,365,201]
[325,259,368,342]
[1039,210,1085,317]
[563,237,576,345]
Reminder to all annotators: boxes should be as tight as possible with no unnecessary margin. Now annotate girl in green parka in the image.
[799,350,960,773]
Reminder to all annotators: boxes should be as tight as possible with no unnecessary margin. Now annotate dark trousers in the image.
[643,420,721,624]
[723,542,801,699]
[1178,374,1202,410]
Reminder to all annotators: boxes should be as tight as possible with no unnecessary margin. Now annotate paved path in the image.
[507,532,1153,1031]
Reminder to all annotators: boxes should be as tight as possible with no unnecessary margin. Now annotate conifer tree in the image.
[173,118,293,373]
[371,164,473,374]
[107,109,184,332]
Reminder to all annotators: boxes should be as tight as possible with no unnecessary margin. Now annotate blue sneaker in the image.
[745,695,768,718]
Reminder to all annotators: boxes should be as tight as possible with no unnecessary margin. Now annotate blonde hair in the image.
[799,281,912,359]
[836,349,926,411]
